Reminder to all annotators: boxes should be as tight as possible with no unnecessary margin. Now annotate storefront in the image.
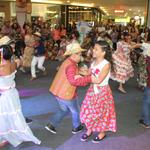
[0,0,102,27]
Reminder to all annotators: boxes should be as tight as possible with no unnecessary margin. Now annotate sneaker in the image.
[19,67,26,73]
[72,124,84,134]
[25,118,33,124]
[45,123,57,134]
[139,119,150,129]
[30,76,37,81]
[43,70,47,76]
[92,135,106,143]
[81,133,92,142]
[139,119,144,124]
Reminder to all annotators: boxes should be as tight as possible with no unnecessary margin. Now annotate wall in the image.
[0,2,11,20]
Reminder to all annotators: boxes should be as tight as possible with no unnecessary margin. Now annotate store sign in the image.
[114,9,125,13]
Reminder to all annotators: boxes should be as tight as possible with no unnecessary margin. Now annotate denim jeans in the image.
[141,87,150,125]
[50,96,80,129]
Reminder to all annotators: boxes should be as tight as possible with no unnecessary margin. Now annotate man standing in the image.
[45,42,92,134]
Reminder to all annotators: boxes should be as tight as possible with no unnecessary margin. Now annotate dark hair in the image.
[0,45,13,60]
[147,32,150,42]
[95,40,114,70]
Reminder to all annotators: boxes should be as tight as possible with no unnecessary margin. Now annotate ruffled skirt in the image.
[0,88,41,147]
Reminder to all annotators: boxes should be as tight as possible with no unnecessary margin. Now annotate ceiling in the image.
[98,0,148,18]
[33,0,148,18]
[1,0,148,18]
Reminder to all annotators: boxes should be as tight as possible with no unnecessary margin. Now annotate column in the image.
[16,0,27,29]
[16,0,32,30]
[26,2,32,23]
[61,5,69,28]
[147,0,150,27]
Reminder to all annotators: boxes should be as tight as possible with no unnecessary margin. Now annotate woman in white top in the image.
[80,41,117,143]
[0,45,41,148]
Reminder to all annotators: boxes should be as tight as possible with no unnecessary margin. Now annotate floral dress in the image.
[111,41,134,83]
[137,54,147,87]
[80,59,117,132]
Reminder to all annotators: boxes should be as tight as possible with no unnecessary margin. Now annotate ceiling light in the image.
[47,11,57,13]
[134,16,140,20]
[100,7,104,9]
[31,0,63,4]
[71,2,94,7]
[114,10,125,13]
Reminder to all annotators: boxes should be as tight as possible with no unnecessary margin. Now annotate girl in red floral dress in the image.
[80,40,117,143]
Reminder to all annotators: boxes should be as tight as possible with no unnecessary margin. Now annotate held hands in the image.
[79,67,91,76]
[91,75,99,84]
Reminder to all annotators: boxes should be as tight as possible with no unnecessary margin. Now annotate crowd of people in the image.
[0,18,150,148]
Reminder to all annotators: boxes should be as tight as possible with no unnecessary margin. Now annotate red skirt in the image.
[80,85,117,132]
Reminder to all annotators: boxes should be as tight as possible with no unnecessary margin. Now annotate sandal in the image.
[81,133,92,142]
[92,135,106,143]
[118,87,127,94]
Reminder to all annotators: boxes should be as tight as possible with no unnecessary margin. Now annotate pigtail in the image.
[0,47,3,64]
[96,40,114,71]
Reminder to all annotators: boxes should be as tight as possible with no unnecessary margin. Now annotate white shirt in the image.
[142,43,150,56]
[91,59,110,94]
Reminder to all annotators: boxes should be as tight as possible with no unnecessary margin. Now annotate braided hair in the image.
[95,40,114,71]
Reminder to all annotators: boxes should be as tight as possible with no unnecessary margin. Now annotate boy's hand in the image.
[79,67,91,76]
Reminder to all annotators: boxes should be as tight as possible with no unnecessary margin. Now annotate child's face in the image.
[93,44,105,59]
[61,38,66,42]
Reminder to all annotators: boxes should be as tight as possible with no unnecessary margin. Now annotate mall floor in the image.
[1,61,150,150]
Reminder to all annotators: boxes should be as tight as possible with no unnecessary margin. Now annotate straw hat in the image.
[0,36,15,46]
[33,32,41,37]
[143,48,150,57]
[64,42,85,56]
[142,44,150,57]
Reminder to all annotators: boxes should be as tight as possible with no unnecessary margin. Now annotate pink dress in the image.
[111,41,134,83]
[80,59,117,132]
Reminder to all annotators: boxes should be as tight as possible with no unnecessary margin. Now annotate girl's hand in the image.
[91,75,99,84]
[14,59,21,68]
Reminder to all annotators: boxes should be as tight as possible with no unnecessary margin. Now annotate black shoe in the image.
[81,133,92,142]
[139,119,144,124]
[92,135,106,143]
[139,119,150,129]
[45,123,57,134]
[25,118,33,124]
[72,125,84,134]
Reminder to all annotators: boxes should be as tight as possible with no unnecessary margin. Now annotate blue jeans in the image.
[50,96,80,129]
[141,87,150,125]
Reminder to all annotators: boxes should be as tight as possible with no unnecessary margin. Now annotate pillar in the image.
[61,5,69,28]
[16,0,32,30]
[147,0,150,27]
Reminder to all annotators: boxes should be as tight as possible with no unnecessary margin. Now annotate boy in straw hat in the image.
[45,42,95,134]
[30,32,47,80]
